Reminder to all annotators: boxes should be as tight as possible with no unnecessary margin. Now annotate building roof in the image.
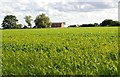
[52,22,65,24]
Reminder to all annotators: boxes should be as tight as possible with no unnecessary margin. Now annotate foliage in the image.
[2,15,18,29]
[68,25,77,27]
[33,26,37,28]
[23,25,28,29]
[24,16,32,28]
[100,19,120,26]
[94,23,99,26]
[16,24,22,29]
[2,27,118,75]
[34,13,52,28]
[69,19,120,27]
[80,24,96,27]
[110,21,120,26]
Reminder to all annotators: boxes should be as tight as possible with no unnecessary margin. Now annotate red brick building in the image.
[51,22,65,28]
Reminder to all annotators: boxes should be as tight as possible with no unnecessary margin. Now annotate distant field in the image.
[2,27,118,75]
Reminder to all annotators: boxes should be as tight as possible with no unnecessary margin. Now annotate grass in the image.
[2,27,118,75]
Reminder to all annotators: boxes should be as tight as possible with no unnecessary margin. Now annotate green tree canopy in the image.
[110,21,120,26]
[2,15,18,29]
[24,16,32,28]
[16,24,22,29]
[34,13,52,28]
[100,19,113,26]
[100,19,120,26]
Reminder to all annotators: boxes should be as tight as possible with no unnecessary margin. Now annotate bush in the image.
[33,26,37,28]
[100,19,120,26]
[68,25,77,27]
[80,24,95,27]
[23,26,28,29]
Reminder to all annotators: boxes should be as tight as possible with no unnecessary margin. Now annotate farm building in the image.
[51,22,65,28]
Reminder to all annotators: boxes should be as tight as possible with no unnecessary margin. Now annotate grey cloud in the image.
[49,2,117,12]
[0,1,46,14]
[0,0,118,16]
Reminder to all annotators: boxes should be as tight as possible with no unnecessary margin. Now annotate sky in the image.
[0,0,119,27]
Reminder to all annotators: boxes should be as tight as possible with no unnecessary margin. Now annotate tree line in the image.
[1,13,52,29]
[68,19,120,27]
[1,13,120,29]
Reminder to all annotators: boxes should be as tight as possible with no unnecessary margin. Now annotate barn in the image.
[51,22,65,28]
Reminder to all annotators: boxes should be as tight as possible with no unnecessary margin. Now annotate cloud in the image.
[49,1,118,12]
[0,0,119,27]
[0,0,118,15]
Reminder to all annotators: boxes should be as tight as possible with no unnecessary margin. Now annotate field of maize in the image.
[2,27,118,75]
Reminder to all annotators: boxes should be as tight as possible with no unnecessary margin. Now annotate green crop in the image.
[2,27,118,75]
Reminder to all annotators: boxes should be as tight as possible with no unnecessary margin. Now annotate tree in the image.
[24,16,32,28]
[23,25,28,29]
[34,13,52,28]
[33,26,37,28]
[68,25,77,27]
[16,24,22,29]
[2,15,18,29]
[80,24,95,27]
[94,23,99,26]
[100,19,120,26]
[100,19,113,26]
[110,21,120,26]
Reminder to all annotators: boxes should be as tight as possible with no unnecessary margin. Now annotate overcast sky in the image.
[0,0,119,27]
